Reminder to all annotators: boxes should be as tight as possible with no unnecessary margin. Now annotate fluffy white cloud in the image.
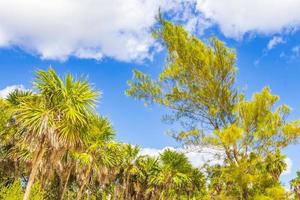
[267,36,284,50]
[141,146,293,175]
[140,146,223,168]
[0,0,188,62]
[0,85,25,98]
[1,0,300,61]
[196,0,300,38]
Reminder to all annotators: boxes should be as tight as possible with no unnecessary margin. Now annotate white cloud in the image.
[267,36,284,50]
[292,45,300,56]
[255,36,285,65]
[141,146,293,175]
[0,0,189,62]
[0,85,25,98]
[184,16,212,35]
[282,157,292,176]
[286,44,300,60]
[140,146,223,168]
[1,0,299,61]
[196,0,300,38]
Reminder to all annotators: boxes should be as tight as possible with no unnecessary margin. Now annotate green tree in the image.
[291,171,300,199]
[151,149,205,199]
[9,68,98,200]
[73,117,117,200]
[117,144,140,199]
[131,156,160,199]
[126,19,300,199]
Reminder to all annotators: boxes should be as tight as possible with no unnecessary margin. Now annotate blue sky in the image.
[1,0,300,187]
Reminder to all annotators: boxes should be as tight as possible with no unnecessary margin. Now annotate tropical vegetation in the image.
[0,19,300,199]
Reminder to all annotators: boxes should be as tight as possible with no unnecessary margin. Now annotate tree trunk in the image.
[23,145,46,200]
[125,174,130,199]
[59,166,72,200]
[77,183,86,200]
[76,167,91,200]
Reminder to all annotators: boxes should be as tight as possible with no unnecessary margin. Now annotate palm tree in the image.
[0,67,210,199]
[74,115,117,200]
[10,68,98,200]
[186,168,206,198]
[132,156,160,200]
[116,144,140,199]
[291,171,300,199]
[151,149,194,199]
[0,90,33,185]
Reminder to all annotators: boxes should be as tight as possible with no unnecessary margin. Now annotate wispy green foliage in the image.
[127,20,238,130]
[127,19,300,199]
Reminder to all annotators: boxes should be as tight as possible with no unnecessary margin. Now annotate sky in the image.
[0,0,300,187]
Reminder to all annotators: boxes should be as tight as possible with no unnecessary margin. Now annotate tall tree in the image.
[74,115,117,200]
[291,171,300,199]
[126,19,300,199]
[151,149,205,199]
[10,68,98,200]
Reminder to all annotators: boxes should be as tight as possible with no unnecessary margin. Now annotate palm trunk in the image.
[60,166,72,200]
[76,167,91,200]
[77,184,86,200]
[124,174,130,199]
[23,145,46,200]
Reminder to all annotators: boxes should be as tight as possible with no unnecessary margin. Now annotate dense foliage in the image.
[0,68,205,200]
[0,20,300,200]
